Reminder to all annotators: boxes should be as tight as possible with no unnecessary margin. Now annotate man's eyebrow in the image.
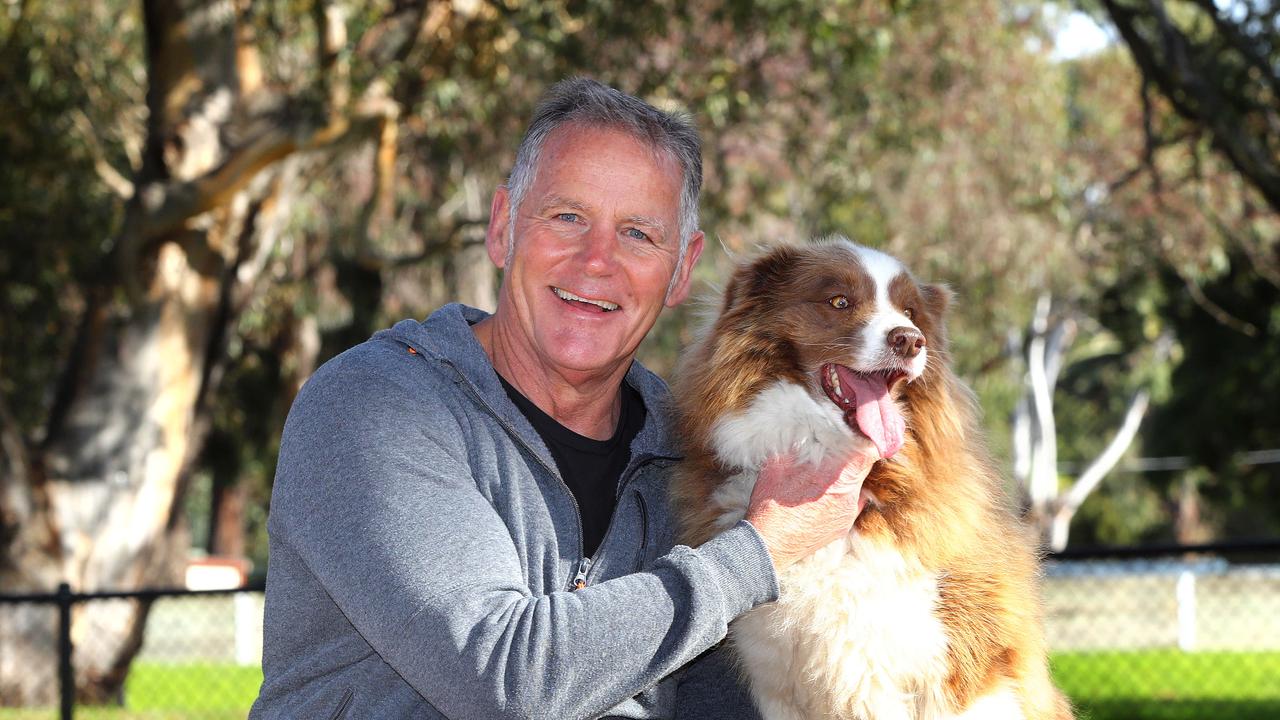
[538,195,590,213]
[624,214,668,232]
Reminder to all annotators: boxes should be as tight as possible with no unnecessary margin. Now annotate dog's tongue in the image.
[837,367,904,459]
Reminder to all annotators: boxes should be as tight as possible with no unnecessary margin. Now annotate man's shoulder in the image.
[302,304,487,400]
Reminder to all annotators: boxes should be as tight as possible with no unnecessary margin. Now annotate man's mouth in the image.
[552,286,620,313]
[819,363,908,459]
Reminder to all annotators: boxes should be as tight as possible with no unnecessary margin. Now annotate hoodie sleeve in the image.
[267,352,778,720]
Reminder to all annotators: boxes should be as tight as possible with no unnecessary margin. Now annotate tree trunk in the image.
[0,0,428,703]
[0,0,288,704]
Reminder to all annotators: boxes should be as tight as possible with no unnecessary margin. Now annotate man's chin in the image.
[539,332,637,376]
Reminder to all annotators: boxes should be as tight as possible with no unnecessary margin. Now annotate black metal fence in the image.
[0,582,264,719]
[1,541,1278,719]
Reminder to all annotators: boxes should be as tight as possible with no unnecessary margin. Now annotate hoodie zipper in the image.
[426,348,677,593]
[435,356,589,587]
[572,557,593,590]
[576,456,663,588]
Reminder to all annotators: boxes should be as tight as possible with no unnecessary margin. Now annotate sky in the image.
[1050,8,1115,60]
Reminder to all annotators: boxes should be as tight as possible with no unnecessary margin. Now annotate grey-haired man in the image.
[251,77,871,719]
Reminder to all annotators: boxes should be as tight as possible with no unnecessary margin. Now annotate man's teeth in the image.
[553,287,619,311]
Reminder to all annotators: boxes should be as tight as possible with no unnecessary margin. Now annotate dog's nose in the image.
[887,326,926,358]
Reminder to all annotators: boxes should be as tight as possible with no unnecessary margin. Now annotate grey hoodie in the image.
[250,303,777,719]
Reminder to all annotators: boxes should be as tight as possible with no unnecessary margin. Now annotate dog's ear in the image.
[920,283,953,318]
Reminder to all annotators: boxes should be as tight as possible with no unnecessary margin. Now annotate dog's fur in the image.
[670,238,1072,720]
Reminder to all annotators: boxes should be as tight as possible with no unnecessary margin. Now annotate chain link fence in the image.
[0,585,263,719]
[1046,540,1280,720]
[1,542,1278,719]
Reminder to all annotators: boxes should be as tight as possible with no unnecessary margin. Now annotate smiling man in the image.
[251,78,873,719]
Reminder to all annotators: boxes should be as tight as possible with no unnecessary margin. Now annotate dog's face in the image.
[718,238,950,457]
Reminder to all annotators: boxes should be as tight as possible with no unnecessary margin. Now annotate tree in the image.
[0,0,457,703]
[1099,0,1280,214]
[1055,1,1280,545]
[1014,294,1174,550]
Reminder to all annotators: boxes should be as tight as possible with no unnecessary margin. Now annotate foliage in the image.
[0,0,140,436]
[2,0,1278,581]
[1098,0,1280,214]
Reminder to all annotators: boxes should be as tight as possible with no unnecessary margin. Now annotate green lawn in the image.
[1052,650,1280,720]
[2,652,1278,719]
[0,663,261,720]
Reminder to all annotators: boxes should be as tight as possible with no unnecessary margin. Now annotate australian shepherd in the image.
[671,238,1072,720]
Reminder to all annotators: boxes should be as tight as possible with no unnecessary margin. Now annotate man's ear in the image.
[485,186,512,269]
[921,283,953,317]
[664,231,705,307]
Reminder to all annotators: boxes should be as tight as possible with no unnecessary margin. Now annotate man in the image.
[250,77,872,719]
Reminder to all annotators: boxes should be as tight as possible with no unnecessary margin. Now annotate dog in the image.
[670,238,1072,720]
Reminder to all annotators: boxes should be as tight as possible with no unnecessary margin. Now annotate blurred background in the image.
[0,0,1277,717]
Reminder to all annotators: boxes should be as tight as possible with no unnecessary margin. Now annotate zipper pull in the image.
[572,557,593,590]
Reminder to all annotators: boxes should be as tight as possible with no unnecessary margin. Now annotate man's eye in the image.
[625,228,650,242]
[557,213,579,223]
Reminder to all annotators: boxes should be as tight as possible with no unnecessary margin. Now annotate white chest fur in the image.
[733,537,953,720]
[707,381,980,720]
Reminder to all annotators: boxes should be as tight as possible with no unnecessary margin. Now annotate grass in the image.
[0,663,261,720]
[1052,650,1280,720]
[3,652,1279,718]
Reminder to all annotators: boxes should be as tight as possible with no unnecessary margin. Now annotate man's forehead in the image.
[529,128,681,224]
[542,122,682,179]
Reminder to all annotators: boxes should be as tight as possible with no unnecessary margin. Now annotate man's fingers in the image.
[827,452,874,496]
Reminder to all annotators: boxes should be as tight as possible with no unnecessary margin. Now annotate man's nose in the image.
[887,326,926,358]
[578,223,619,274]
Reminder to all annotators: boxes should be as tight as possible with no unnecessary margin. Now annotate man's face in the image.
[486,124,704,379]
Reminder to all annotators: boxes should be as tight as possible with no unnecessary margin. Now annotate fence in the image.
[0,583,264,719]
[1044,539,1280,720]
[1,541,1279,719]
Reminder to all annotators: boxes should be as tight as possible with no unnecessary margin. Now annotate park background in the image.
[1,0,1278,717]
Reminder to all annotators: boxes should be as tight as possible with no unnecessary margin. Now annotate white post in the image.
[1176,570,1197,651]
[234,591,260,665]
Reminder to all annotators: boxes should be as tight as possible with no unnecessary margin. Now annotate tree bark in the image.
[0,0,409,704]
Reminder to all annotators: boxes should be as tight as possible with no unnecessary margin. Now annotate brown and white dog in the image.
[670,238,1072,720]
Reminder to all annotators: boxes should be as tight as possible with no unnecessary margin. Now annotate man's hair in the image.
[506,77,703,277]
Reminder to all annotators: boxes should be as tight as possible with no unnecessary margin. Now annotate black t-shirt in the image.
[498,374,646,558]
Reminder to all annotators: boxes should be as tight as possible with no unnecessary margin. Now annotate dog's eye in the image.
[828,295,850,309]
[904,308,914,319]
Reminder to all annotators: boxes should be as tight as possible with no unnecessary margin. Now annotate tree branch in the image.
[1048,388,1151,550]
[354,0,433,69]
[1176,266,1259,337]
[353,220,488,271]
[70,109,135,199]
[1187,0,1280,104]
[313,0,350,110]
[1061,389,1151,514]
[1102,0,1280,213]
[1026,293,1060,514]
[137,96,399,242]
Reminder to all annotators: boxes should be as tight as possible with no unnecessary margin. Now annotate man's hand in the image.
[744,449,875,571]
